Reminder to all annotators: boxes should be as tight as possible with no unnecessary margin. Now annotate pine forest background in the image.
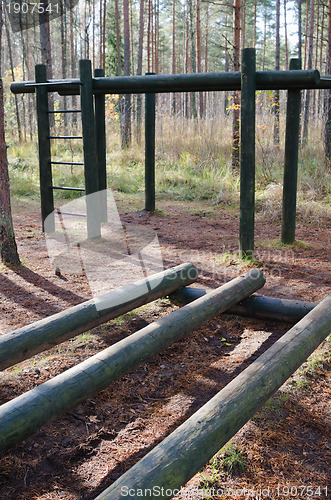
[1,0,331,215]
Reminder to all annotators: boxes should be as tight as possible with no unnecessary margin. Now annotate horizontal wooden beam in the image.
[95,293,331,500]
[0,263,198,371]
[170,288,317,323]
[10,69,323,96]
[0,270,265,453]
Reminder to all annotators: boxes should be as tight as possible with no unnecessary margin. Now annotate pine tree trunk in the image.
[253,0,257,46]
[196,0,203,117]
[123,0,132,147]
[284,0,289,70]
[115,0,125,146]
[25,21,34,141]
[60,0,68,133]
[298,0,302,60]
[241,0,246,49]
[262,12,267,70]
[324,0,331,165]
[188,0,197,119]
[136,0,144,143]
[172,0,176,114]
[4,10,22,142]
[69,0,77,129]
[273,0,280,146]
[147,0,152,72]
[302,0,315,144]
[39,0,54,119]
[232,0,240,169]
[99,0,103,67]
[102,0,106,68]
[0,5,20,266]
[204,3,209,116]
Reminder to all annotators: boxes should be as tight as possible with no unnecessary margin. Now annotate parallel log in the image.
[0,263,198,371]
[170,288,317,323]
[95,293,331,500]
[0,270,265,453]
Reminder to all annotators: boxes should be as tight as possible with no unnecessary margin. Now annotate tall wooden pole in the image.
[94,68,107,222]
[35,64,54,232]
[281,59,302,244]
[239,49,256,259]
[145,73,156,212]
[80,59,100,238]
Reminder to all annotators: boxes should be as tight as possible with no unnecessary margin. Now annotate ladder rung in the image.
[50,161,84,166]
[51,186,85,192]
[56,210,86,217]
[48,136,83,139]
[48,109,82,114]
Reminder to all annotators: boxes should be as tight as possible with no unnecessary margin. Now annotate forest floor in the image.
[0,194,330,500]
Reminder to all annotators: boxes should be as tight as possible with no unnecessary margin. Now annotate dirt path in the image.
[0,198,330,499]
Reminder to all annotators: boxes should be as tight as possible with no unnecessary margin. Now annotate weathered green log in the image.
[10,69,321,96]
[94,68,107,223]
[80,59,100,239]
[281,59,302,244]
[0,270,265,453]
[35,65,54,231]
[145,73,156,212]
[0,264,198,371]
[95,293,331,500]
[239,49,256,259]
[170,288,317,323]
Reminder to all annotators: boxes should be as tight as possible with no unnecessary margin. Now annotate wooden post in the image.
[96,293,331,500]
[239,48,256,259]
[145,73,156,212]
[170,288,317,323]
[281,59,302,244]
[80,59,100,238]
[0,263,198,371]
[0,270,265,453]
[94,68,107,223]
[35,64,54,232]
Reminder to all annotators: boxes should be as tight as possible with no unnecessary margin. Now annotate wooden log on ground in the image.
[170,287,317,323]
[95,293,331,500]
[0,263,198,371]
[0,270,265,453]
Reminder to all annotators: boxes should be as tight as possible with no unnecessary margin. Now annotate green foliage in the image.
[105,0,124,77]
[220,443,247,476]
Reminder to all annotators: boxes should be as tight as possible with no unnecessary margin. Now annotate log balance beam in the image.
[0,270,265,453]
[171,287,317,323]
[0,263,198,371]
[95,292,331,500]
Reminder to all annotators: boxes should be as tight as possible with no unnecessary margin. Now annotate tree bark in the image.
[196,0,203,117]
[123,0,132,147]
[136,0,144,142]
[0,4,20,266]
[232,0,240,169]
[273,0,280,146]
[188,0,197,118]
[302,0,315,144]
[324,0,331,164]
[284,0,289,70]
[172,0,176,114]
[4,9,22,142]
